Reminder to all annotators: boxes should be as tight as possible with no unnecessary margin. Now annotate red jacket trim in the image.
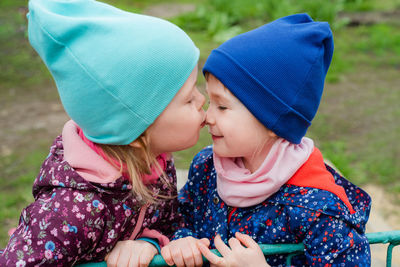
[286,148,356,214]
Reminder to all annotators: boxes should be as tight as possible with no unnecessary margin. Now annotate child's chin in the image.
[175,136,199,151]
[213,148,232,158]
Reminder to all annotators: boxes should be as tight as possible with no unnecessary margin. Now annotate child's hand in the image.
[197,232,270,267]
[161,236,210,267]
[105,239,158,267]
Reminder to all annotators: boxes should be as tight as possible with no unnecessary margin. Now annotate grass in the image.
[0,2,56,105]
[308,22,400,190]
[1,0,399,247]
[0,148,48,247]
[343,0,400,11]
[174,128,212,169]
[102,0,205,13]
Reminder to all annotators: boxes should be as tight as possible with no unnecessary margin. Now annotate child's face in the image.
[206,74,275,160]
[147,65,206,155]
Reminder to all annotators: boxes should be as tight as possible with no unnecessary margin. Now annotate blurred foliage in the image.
[0,3,50,96]
[353,24,400,55]
[170,0,385,42]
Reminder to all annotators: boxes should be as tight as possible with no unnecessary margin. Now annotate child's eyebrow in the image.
[208,91,228,101]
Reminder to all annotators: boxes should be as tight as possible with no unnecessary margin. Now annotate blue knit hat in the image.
[203,14,333,144]
[28,0,199,145]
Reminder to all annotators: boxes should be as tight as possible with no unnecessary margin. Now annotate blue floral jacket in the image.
[173,146,371,266]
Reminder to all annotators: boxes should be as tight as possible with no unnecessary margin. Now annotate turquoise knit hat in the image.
[28,0,199,145]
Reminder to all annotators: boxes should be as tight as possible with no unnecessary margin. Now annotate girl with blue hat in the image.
[0,0,206,266]
[161,14,371,266]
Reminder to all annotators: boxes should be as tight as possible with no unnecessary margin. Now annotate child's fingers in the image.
[128,255,139,267]
[188,240,203,267]
[116,244,134,267]
[138,249,155,267]
[170,248,185,267]
[180,244,196,267]
[105,247,120,267]
[214,234,231,257]
[161,246,174,266]
[228,237,244,251]
[199,237,210,247]
[235,232,259,249]
[197,242,223,266]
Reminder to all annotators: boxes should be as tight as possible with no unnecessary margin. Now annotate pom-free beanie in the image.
[28,0,199,145]
[203,14,333,144]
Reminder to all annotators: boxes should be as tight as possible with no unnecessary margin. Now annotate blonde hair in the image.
[98,133,173,204]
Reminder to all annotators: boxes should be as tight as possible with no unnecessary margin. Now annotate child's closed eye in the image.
[218,106,227,110]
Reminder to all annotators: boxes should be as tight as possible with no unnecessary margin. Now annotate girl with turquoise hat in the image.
[0,0,206,266]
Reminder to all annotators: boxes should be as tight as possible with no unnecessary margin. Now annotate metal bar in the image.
[367,231,400,245]
[386,243,400,267]
[285,252,304,266]
[76,231,400,267]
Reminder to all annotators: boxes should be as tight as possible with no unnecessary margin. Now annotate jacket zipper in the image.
[227,206,237,224]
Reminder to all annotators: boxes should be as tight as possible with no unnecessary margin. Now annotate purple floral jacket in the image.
[0,136,182,266]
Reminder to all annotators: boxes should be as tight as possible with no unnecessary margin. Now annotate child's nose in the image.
[205,109,215,125]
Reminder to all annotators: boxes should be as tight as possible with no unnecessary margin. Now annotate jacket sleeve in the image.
[135,182,195,247]
[152,197,185,241]
[137,228,168,251]
[301,212,371,266]
[136,164,186,248]
[171,163,199,240]
[0,189,107,266]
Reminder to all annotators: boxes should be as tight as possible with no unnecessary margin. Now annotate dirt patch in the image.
[338,10,400,26]
[321,67,399,141]
[316,66,400,186]
[365,184,400,231]
[143,3,196,19]
[0,94,68,157]
[365,184,400,266]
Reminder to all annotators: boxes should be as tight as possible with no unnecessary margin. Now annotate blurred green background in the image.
[0,0,399,247]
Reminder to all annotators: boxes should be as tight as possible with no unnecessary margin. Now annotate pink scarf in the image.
[214,137,314,207]
[78,128,166,184]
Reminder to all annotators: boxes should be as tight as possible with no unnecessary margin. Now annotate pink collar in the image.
[63,120,122,183]
[214,137,314,207]
[63,120,166,184]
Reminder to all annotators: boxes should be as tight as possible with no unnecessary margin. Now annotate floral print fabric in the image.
[173,146,371,266]
[0,136,182,266]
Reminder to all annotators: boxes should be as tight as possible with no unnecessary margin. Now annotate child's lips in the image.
[208,128,223,139]
[210,133,223,140]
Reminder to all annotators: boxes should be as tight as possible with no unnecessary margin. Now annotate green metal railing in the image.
[77,230,400,267]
